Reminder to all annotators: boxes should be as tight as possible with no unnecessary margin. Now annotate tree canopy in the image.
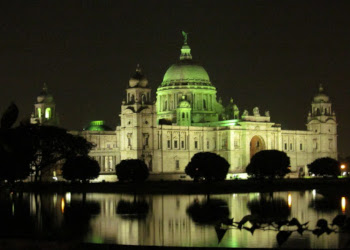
[29,125,94,181]
[0,103,34,182]
[116,159,149,182]
[0,103,95,183]
[246,150,291,179]
[62,156,100,183]
[308,157,340,177]
[185,152,230,181]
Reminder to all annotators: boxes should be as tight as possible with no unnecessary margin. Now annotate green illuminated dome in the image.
[161,44,211,87]
[84,120,113,131]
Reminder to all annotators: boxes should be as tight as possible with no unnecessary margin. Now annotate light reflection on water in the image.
[2,190,350,248]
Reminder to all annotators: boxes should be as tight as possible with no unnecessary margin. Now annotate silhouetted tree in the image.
[29,125,94,182]
[62,156,100,183]
[185,152,230,181]
[308,157,340,177]
[246,150,290,179]
[0,103,34,182]
[116,159,149,182]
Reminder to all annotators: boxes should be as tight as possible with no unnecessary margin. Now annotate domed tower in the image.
[30,83,59,126]
[119,65,156,165]
[126,64,151,105]
[176,95,192,126]
[306,84,337,157]
[156,32,220,125]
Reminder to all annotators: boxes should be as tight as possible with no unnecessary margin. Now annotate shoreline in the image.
[7,178,350,195]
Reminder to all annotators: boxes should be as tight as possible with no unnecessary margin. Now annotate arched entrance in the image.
[250,135,266,158]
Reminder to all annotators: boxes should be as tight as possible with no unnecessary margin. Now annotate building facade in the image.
[31,39,338,181]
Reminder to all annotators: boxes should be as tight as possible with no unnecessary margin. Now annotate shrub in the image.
[116,159,149,182]
[308,157,340,177]
[62,156,100,183]
[185,152,230,181]
[246,150,291,179]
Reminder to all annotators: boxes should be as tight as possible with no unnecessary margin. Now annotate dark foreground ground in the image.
[7,177,350,195]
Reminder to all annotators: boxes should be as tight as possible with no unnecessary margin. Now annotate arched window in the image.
[182,113,185,119]
[141,94,146,104]
[203,99,207,109]
[45,108,51,119]
[37,108,42,118]
[163,101,167,111]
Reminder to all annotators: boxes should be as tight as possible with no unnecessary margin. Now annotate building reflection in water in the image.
[21,191,350,248]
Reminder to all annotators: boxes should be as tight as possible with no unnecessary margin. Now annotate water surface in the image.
[2,190,349,248]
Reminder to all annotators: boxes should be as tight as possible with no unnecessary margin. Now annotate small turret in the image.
[30,83,59,126]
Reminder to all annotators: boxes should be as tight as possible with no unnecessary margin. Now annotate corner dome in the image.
[129,65,148,88]
[178,96,191,108]
[37,83,54,103]
[313,84,330,103]
[161,41,211,87]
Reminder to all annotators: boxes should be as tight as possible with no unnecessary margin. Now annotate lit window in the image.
[37,108,42,118]
[45,108,51,119]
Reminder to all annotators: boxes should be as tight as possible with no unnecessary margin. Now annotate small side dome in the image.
[37,83,54,103]
[178,96,191,108]
[129,64,148,88]
[313,84,330,103]
[83,120,113,131]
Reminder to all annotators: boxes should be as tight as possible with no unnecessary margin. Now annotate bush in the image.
[185,152,230,181]
[246,150,290,179]
[62,156,100,183]
[116,159,149,182]
[308,157,340,177]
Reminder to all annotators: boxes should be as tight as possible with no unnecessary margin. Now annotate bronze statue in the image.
[182,31,189,44]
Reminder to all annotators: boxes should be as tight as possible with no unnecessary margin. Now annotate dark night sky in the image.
[0,0,349,156]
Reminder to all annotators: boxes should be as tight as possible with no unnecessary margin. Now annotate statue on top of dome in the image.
[182,31,189,44]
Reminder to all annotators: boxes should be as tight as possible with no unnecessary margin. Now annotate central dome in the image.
[162,61,211,86]
[160,44,211,87]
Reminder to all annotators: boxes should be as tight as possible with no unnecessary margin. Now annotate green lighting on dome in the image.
[91,120,104,126]
[84,120,112,131]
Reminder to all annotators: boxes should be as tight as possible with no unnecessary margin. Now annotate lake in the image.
[1,190,349,248]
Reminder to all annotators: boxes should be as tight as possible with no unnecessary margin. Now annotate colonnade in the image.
[93,155,118,172]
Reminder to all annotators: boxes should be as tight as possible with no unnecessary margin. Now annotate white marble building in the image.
[31,39,337,181]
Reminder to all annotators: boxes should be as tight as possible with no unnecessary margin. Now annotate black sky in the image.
[0,0,349,156]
